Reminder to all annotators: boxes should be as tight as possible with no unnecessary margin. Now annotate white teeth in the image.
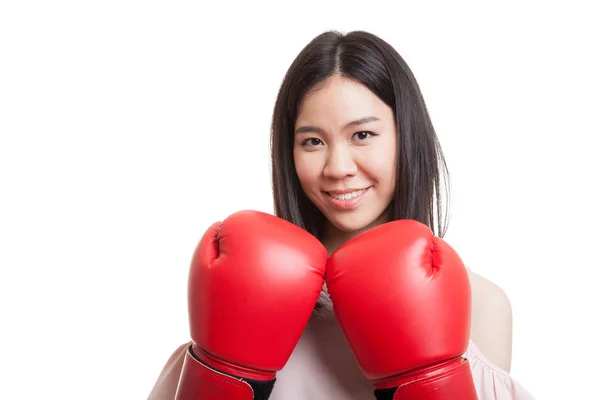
[329,189,366,200]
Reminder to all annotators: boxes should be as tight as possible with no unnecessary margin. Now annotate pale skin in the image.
[147,75,513,400]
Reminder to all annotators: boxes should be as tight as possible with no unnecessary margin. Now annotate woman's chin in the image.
[322,206,391,237]
[326,214,379,236]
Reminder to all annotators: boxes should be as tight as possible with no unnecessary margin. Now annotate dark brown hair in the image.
[270,30,450,238]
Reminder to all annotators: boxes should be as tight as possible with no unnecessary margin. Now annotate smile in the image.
[324,187,371,209]
[327,189,367,200]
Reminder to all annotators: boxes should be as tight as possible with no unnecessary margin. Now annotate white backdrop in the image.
[1,1,598,399]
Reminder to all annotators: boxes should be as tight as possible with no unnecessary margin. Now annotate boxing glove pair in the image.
[174,210,477,400]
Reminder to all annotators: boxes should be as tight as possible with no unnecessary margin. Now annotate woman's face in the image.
[293,76,397,235]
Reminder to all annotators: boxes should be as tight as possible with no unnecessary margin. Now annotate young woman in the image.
[148,30,535,400]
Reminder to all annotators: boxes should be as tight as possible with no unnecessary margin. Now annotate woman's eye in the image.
[302,138,323,147]
[353,131,374,141]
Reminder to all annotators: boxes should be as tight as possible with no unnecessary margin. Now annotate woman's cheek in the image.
[294,154,320,186]
[298,148,323,168]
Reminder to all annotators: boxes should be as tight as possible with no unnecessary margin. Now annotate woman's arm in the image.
[468,271,513,372]
[147,342,190,400]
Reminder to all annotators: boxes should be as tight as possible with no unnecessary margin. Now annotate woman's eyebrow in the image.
[295,116,380,135]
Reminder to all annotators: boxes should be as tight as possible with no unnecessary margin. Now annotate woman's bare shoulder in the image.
[467,270,513,372]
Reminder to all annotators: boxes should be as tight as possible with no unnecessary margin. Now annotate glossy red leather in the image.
[327,219,478,399]
[176,210,327,399]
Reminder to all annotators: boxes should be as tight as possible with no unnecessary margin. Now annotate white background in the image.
[1,1,598,399]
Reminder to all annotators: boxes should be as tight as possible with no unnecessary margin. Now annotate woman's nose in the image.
[323,145,358,179]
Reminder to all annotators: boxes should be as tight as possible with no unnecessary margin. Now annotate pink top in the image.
[269,292,536,400]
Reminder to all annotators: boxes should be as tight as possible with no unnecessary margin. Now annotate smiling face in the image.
[293,75,398,238]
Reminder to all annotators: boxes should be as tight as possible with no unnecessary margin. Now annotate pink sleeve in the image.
[147,342,190,400]
[466,341,536,400]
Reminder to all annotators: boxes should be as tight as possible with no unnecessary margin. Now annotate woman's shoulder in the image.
[467,269,513,372]
[467,270,512,315]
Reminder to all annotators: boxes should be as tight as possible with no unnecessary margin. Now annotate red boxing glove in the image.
[175,210,328,400]
[326,220,478,399]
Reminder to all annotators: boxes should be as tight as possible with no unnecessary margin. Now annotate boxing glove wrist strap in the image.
[192,344,276,381]
[373,357,478,400]
[175,345,275,400]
